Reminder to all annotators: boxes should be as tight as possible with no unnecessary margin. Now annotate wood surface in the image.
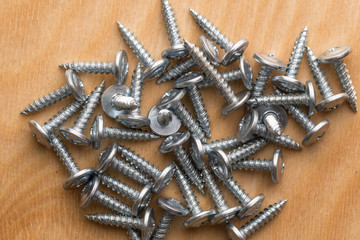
[1,0,360,239]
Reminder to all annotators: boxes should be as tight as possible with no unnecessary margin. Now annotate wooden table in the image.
[1,0,360,239]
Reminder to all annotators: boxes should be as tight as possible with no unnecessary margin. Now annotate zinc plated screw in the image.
[307,46,348,112]
[256,105,288,137]
[152,197,190,240]
[189,9,248,65]
[226,138,269,163]
[148,106,182,136]
[59,81,105,146]
[117,145,176,194]
[159,131,205,195]
[29,100,83,148]
[117,22,170,80]
[90,115,159,150]
[173,164,216,228]
[174,72,211,138]
[318,46,357,112]
[226,200,288,240]
[127,229,141,240]
[20,70,86,115]
[59,50,129,85]
[184,39,250,115]
[272,27,308,92]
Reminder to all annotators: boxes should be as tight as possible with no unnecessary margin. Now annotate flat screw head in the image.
[114,50,129,85]
[318,46,352,63]
[157,196,190,217]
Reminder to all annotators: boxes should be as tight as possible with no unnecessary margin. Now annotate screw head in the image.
[90,115,104,150]
[65,70,86,102]
[152,164,176,194]
[271,75,306,93]
[306,81,316,116]
[148,106,181,136]
[222,39,249,66]
[239,54,253,90]
[96,142,117,173]
[190,136,206,169]
[254,53,286,71]
[142,208,155,240]
[114,50,129,85]
[143,58,170,80]
[316,93,348,112]
[174,71,204,88]
[302,120,330,146]
[101,84,131,119]
[318,46,352,63]
[157,196,190,216]
[162,44,189,60]
[237,194,265,219]
[28,120,52,148]
[226,223,246,240]
[59,126,92,146]
[132,185,153,215]
[271,149,284,184]
[159,131,190,153]
[211,206,243,225]
[80,174,99,207]
[116,113,150,129]
[184,209,217,228]
[237,109,259,141]
[221,90,250,115]
[157,88,186,109]
[64,168,95,190]
[207,148,232,180]
[200,34,220,66]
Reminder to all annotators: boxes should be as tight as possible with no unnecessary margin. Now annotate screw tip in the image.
[189,8,197,17]
[304,25,308,31]
[116,21,124,29]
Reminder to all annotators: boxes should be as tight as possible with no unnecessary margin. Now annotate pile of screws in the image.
[22,1,357,239]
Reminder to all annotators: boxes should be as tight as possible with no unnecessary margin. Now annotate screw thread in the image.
[202,167,228,212]
[232,159,272,172]
[93,191,134,216]
[263,113,282,136]
[198,69,242,88]
[130,62,144,114]
[127,228,141,240]
[110,157,151,186]
[251,65,273,98]
[103,127,159,140]
[157,57,195,83]
[112,95,138,111]
[21,85,72,114]
[286,26,308,78]
[190,9,233,51]
[239,200,287,238]
[161,0,182,46]
[222,177,251,205]
[86,213,142,229]
[207,137,242,151]
[152,211,174,240]
[117,145,162,180]
[284,104,315,132]
[227,138,268,162]
[187,85,211,138]
[247,92,309,107]
[334,59,357,112]
[262,132,302,150]
[117,22,154,67]
[59,62,114,74]
[49,133,79,176]
[73,81,104,132]
[99,173,139,201]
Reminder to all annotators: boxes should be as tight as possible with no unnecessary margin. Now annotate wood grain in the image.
[1,0,360,239]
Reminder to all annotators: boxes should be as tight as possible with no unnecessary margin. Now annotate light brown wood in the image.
[1,0,360,239]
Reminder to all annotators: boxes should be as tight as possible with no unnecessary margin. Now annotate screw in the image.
[148,106,182,136]
[256,105,288,136]
[60,81,105,146]
[90,115,159,150]
[250,53,286,99]
[226,138,268,163]
[98,173,152,215]
[190,9,248,65]
[318,46,357,112]
[127,228,141,240]
[117,22,170,80]
[272,26,308,92]
[307,46,348,112]
[157,88,207,142]
[184,39,250,115]
[173,163,216,228]
[96,143,151,186]
[159,131,205,195]
[29,100,83,148]
[232,149,284,184]
[59,50,129,85]
[174,72,211,138]
[247,81,316,116]
[227,200,287,240]
[117,145,175,194]
[20,70,86,115]
[152,197,190,240]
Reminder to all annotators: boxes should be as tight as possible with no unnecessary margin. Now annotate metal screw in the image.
[127,228,141,240]
[59,50,129,85]
[96,143,151,186]
[148,106,182,136]
[232,149,285,184]
[227,200,287,240]
[29,100,83,148]
[157,88,207,142]
[21,70,86,115]
[98,173,152,215]
[184,39,250,115]
[174,72,211,138]
[256,105,288,136]
[152,197,190,240]
[307,46,348,112]
[117,145,175,194]
[90,115,159,150]
[272,26,308,92]
[60,81,105,146]
[226,138,268,163]
[318,46,357,112]
[159,131,205,195]
[190,8,248,65]
[117,22,170,80]
[173,164,216,228]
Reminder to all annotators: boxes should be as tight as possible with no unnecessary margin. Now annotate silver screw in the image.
[127,229,141,240]
[59,81,105,146]
[190,9,248,65]
[117,22,170,80]
[148,106,182,136]
[98,173,152,215]
[307,46,348,112]
[59,50,129,85]
[29,100,83,148]
[227,200,287,240]
[96,143,151,186]
[256,105,287,137]
[174,72,211,138]
[20,70,86,115]
[90,115,159,150]
[226,138,268,163]
[157,57,196,83]
[272,27,308,92]
[152,197,190,240]
[159,132,205,195]
[117,145,175,194]
[184,39,250,115]
[232,149,285,184]
[173,164,216,228]
[157,88,207,142]
[318,46,357,112]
